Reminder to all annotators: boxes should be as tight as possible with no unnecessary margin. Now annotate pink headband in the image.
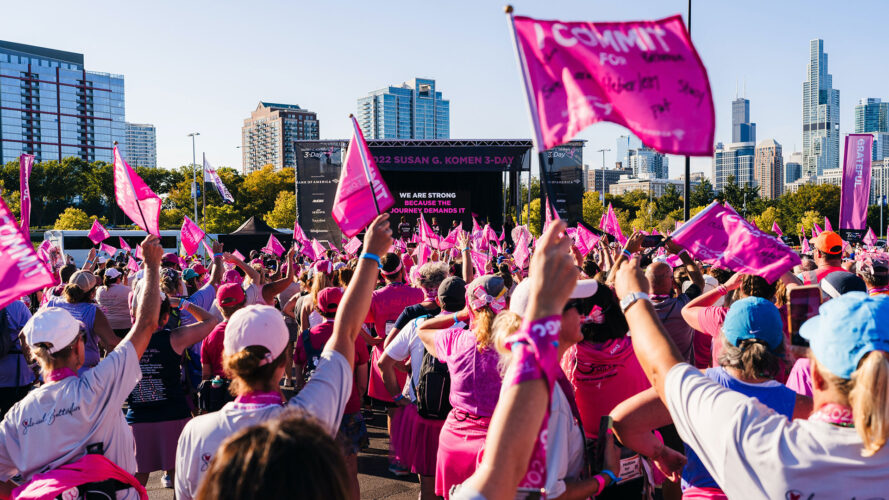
[381,260,404,276]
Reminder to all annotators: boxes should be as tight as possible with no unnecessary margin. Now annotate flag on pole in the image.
[127,256,140,274]
[180,216,205,257]
[19,154,33,232]
[507,11,715,155]
[576,224,601,257]
[332,116,394,238]
[418,212,440,249]
[801,236,811,254]
[864,227,877,247]
[88,220,110,245]
[262,234,286,257]
[839,134,875,233]
[293,222,310,246]
[0,196,55,311]
[203,154,234,204]
[513,233,530,270]
[201,239,214,257]
[824,217,834,232]
[772,222,783,236]
[311,239,327,260]
[99,243,117,256]
[113,145,161,236]
[119,237,132,253]
[813,223,823,238]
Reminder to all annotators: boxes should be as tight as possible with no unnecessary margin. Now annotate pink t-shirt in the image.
[785,357,812,397]
[200,320,228,378]
[434,328,502,417]
[561,337,650,439]
[366,282,423,401]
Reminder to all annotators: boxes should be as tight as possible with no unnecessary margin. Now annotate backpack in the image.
[0,308,22,360]
[301,328,324,382]
[410,316,453,420]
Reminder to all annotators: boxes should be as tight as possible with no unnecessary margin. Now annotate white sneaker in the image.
[161,473,173,489]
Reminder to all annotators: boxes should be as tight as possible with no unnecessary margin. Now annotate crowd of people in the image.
[0,212,886,500]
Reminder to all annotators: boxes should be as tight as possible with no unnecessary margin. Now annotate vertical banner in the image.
[295,141,347,243]
[839,134,874,242]
[19,154,34,232]
[540,142,584,223]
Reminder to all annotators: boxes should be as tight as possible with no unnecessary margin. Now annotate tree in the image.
[1,190,21,221]
[798,210,823,236]
[159,208,189,230]
[656,184,683,218]
[581,191,605,228]
[689,178,716,208]
[241,166,294,217]
[754,206,781,234]
[521,198,542,237]
[205,204,244,233]
[54,208,92,229]
[265,191,296,229]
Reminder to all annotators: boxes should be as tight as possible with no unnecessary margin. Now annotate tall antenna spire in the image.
[743,78,747,98]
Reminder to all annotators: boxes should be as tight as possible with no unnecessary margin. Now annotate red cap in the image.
[217,283,246,307]
[317,287,343,314]
[191,264,208,275]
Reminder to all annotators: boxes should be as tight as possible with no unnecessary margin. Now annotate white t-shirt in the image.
[243,283,266,306]
[544,383,585,499]
[665,362,889,500]
[0,341,142,499]
[382,315,430,402]
[175,349,352,500]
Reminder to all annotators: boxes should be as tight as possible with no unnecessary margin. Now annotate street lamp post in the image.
[597,148,611,204]
[188,132,200,223]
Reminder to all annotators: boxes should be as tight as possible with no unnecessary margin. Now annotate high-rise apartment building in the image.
[854,98,889,161]
[241,101,319,174]
[754,139,783,199]
[713,141,756,192]
[785,151,803,185]
[357,78,449,140]
[0,40,125,164]
[802,39,840,178]
[615,134,668,179]
[124,122,156,168]
[732,97,756,143]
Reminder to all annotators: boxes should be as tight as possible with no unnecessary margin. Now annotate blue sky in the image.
[5,0,887,179]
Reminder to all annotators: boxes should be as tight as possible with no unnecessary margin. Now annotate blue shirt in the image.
[0,301,33,388]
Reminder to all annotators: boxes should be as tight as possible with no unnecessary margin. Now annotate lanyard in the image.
[809,403,854,427]
[45,367,77,383]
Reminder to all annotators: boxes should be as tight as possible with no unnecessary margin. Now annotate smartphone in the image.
[788,285,821,346]
[641,235,664,248]
[595,415,614,472]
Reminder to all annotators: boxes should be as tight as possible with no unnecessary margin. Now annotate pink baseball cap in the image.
[223,269,242,284]
[217,283,246,307]
[317,287,343,314]
[223,305,289,365]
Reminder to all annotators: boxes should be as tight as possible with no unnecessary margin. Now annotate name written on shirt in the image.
[20,403,81,435]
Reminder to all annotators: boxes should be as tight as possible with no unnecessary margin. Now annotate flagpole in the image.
[114,142,149,235]
[201,152,207,232]
[349,114,381,215]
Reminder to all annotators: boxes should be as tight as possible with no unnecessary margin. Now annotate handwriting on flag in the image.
[510,13,714,155]
[204,155,234,204]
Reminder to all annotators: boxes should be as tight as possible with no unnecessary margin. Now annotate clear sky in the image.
[5,0,887,179]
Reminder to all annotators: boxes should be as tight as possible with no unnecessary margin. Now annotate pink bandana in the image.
[580,305,605,325]
[233,391,284,409]
[46,367,77,383]
[468,283,506,313]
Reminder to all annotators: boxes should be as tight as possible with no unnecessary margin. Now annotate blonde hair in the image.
[490,311,523,375]
[473,307,497,352]
[223,346,286,396]
[30,338,79,374]
[310,273,332,311]
[815,352,889,457]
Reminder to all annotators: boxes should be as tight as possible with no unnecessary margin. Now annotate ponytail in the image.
[473,307,496,352]
[850,350,889,457]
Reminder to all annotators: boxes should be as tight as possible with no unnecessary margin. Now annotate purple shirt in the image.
[435,328,502,417]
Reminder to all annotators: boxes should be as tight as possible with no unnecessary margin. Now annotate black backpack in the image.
[410,316,453,420]
[301,329,324,382]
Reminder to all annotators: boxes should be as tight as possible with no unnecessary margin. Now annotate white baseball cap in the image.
[23,307,82,354]
[223,305,289,365]
[105,268,122,280]
[509,279,599,316]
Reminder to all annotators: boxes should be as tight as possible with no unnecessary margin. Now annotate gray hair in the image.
[416,262,449,292]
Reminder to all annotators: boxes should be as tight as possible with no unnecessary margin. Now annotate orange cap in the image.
[812,231,843,255]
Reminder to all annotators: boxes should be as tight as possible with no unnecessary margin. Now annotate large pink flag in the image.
[293,222,310,246]
[99,243,116,256]
[0,196,55,311]
[839,134,874,233]
[602,204,627,245]
[19,154,34,232]
[440,225,461,251]
[509,13,714,155]
[113,146,161,236]
[118,237,132,253]
[771,222,783,236]
[812,223,823,238]
[418,212,440,249]
[180,216,205,257]
[332,116,395,238]
[513,233,530,270]
[671,201,800,283]
[576,224,601,257]
[262,234,286,257]
[203,154,234,204]
[127,256,140,274]
[311,239,327,260]
[88,220,110,245]
[469,250,488,276]
[864,227,877,247]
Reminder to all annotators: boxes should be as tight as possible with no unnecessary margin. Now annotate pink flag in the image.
[602,204,627,245]
[201,239,214,256]
[472,215,482,234]
[203,154,234,204]
[180,216,205,257]
[469,250,488,276]
[671,201,800,283]
[127,256,140,274]
[19,154,33,232]
[134,244,143,261]
[598,211,607,230]
[576,224,601,257]
[498,226,506,242]
[0,197,55,311]
[839,134,874,233]
[543,200,556,233]
[824,217,833,232]
[801,236,811,254]
[418,212,440,249]
[311,239,326,260]
[332,116,395,238]
[328,241,338,253]
[293,222,310,246]
[118,237,132,253]
[263,234,286,257]
[416,243,432,266]
[812,223,823,238]
[87,220,110,245]
[233,249,245,262]
[113,146,161,236]
[440,226,461,251]
[344,237,362,256]
[513,233,530,270]
[99,243,116,256]
[771,222,783,236]
[864,227,877,247]
[509,13,714,155]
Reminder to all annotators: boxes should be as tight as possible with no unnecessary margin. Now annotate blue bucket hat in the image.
[722,297,784,350]
[800,292,889,379]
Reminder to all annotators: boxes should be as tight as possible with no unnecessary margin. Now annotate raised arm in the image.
[81,248,97,271]
[666,239,704,292]
[606,231,643,285]
[613,257,685,399]
[681,272,741,331]
[325,214,392,366]
[124,236,163,358]
[459,231,474,284]
[610,387,685,481]
[261,248,295,303]
[169,302,219,355]
[417,308,470,358]
[207,241,224,288]
[223,252,260,284]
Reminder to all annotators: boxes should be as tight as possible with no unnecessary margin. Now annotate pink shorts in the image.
[396,404,445,476]
[435,410,491,498]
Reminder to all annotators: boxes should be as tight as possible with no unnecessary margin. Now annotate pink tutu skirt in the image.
[396,404,446,476]
[435,410,491,498]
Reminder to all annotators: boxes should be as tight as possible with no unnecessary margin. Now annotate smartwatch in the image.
[620,292,650,313]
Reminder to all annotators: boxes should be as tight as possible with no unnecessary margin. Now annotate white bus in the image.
[43,230,182,267]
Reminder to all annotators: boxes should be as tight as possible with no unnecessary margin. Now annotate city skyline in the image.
[3,0,888,181]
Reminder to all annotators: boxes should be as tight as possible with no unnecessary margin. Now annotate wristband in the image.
[593,474,606,493]
[716,285,728,296]
[461,247,470,252]
[601,469,620,485]
[453,313,460,325]
[393,394,405,402]
[359,252,382,268]
[621,249,632,259]
[213,253,223,259]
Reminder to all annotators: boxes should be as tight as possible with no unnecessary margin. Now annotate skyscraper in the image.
[241,101,319,174]
[754,139,783,199]
[124,122,156,168]
[802,39,840,177]
[357,78,449,140]
[785,151,803,185]
[713,141,756,192]
[615,134,668,179]
[854,98,889,161]
[732,97,756,143]
[0,40,125,164]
